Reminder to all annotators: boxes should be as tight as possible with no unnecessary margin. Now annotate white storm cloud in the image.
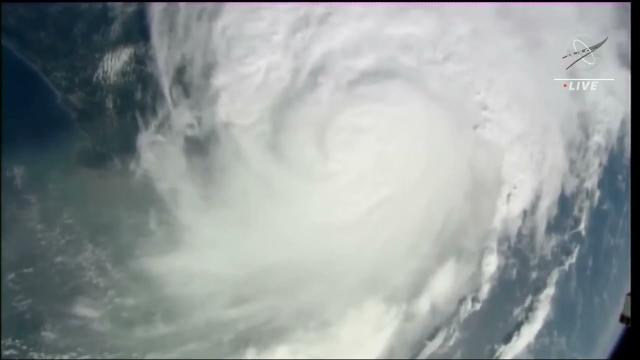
[127,3,631,358]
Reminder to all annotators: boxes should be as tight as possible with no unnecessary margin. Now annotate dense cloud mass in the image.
[130,3,630,359]
[1,3,630,359]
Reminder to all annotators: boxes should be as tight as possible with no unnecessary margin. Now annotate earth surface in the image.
[1,4,631,359]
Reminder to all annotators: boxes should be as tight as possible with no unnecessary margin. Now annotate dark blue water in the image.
[2,43,77,155]
[2,42,165,358]
[2,43,85,355]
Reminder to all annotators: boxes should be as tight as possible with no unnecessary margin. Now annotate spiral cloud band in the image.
[131,4,630,358]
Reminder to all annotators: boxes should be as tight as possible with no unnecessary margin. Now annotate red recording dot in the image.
[563,83,567,88]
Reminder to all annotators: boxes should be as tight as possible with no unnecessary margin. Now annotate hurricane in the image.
[1,3,630,359]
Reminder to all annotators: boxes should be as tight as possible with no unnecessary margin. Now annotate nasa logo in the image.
[562,36,607,71]
[553,35,614,91]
